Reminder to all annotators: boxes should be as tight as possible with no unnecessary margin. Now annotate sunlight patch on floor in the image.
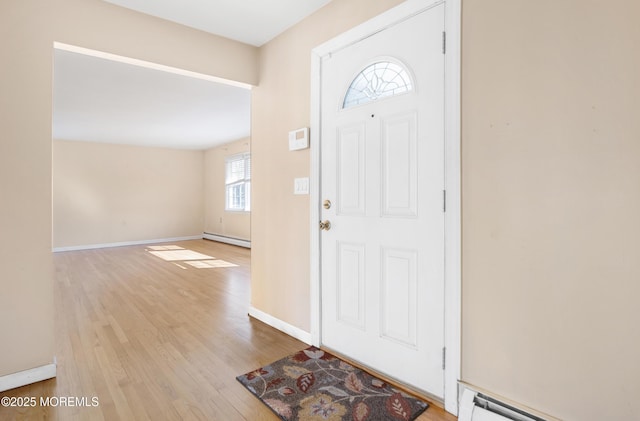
[148,250,214,261]
[148,245,185,251]
[185,260,238,269]
[146,245,237,269]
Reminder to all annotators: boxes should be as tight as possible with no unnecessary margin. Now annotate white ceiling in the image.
[102,0,332,47]
[53,0,332,150]
[53,49,251,150]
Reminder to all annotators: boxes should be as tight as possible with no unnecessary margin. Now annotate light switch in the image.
[294,177,310,195]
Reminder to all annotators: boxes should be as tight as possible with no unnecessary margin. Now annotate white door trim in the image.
[309,0,461,415]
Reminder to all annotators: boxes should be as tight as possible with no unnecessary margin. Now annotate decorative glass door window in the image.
[225,153,251,212]
[343,61,413,109]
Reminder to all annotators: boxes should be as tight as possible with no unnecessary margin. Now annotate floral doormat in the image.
[236,346,429,421]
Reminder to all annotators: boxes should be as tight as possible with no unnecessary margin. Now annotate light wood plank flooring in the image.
[0,240,456,421]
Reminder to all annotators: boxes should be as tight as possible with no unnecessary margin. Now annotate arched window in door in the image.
[343,61,413,109]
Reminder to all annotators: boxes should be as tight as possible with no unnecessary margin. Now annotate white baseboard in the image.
[249,306,312,345]
[53,235,203,252]
[203,233,251,248]
[0,363,57,392]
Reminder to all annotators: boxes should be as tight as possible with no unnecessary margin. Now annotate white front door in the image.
[320,4,445,397]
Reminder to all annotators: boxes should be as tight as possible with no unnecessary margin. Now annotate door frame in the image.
[309,0,461,415]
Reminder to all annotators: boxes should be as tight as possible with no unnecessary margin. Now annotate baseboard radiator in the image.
[459,389,548,421]
[202,232,250,249]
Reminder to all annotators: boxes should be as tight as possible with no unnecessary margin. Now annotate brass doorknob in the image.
[319,220,331,231]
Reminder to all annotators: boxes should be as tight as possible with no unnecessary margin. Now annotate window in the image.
[343,61,413,109]
[225,153,251,212]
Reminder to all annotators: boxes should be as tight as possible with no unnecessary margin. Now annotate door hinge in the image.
[442,347,446,370]
[442,31,446,54]
[443,190,447,212]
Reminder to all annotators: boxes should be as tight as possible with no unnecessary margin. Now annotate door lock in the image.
[323,199,332,210]
[319,220,332,231]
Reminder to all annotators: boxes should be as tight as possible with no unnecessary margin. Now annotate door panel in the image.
[320,3,445,397]
[337,124,366,216]
[381,247,418,347]
[382,112,418,217]
[336,241,366,329]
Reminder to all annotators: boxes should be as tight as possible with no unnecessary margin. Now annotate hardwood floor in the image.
[0,240,456,421]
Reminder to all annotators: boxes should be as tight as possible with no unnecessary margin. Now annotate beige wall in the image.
[0,1,55,379]
[251,0,405,332]
[54,0,258,86]
[53,140,204,248]
[461,1,640,419]
[204,138,251,241]
[253,0,640,419]
[1,0,256,380]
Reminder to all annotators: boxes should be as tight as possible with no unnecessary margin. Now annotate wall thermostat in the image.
[289,127,309,151]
